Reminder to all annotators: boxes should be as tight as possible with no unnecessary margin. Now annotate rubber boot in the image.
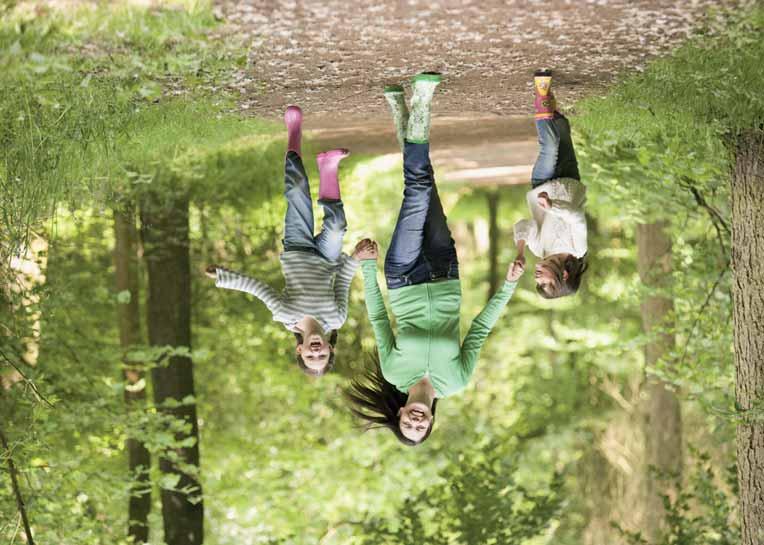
[384,84,409,150]
[406,72,442,144]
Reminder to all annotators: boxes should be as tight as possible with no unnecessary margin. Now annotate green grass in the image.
[0,1,274,263]
[570,7,764,226]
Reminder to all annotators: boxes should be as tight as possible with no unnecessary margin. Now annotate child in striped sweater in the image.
[206,106,370,376]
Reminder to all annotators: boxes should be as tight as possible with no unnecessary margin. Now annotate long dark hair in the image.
[344,350,438,447]
[537,254,588,299]
[294,330,338,377]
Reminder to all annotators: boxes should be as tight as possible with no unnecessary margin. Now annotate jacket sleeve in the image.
[360,260,396,361]
[459,281,518,384]
[215,267,284,315]
[333,254,361,324]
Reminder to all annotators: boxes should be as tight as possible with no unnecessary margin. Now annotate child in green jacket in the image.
[345,74,525,446]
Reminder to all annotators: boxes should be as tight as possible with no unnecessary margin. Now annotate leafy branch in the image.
[0,348,55,408]
[0,425,36,545]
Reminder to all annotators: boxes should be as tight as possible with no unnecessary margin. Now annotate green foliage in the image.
[360,441,563,545]
[2,2,760,545]
[615,451,738,545]
[570,6,764,415]
[0,0,270,262]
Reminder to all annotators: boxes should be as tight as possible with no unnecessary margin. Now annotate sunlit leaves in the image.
[360,442,563,545]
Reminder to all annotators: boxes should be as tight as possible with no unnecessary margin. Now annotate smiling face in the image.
[295,332,333,372]
[398,402,433,443]
[534,257,568,297]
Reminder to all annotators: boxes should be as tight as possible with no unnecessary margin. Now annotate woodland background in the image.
[1,1,763,544]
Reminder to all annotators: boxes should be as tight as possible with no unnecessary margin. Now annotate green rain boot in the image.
[406,72,442,144]
[383,84,409,150]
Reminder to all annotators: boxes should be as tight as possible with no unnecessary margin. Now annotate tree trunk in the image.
[140,191,204,545]
[487,190,500,299]
[113,208,152,543]
[636,221,681,542]
[732,131,764,545]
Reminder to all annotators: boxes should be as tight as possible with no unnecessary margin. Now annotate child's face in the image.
[534,261,558,294]
[295,333,333,371]
[534,256,569,295]
[397,402,432,442]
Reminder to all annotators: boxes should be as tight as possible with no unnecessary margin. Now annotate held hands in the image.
[204,264,218,279]
[506,254,525,283]
[353,238,379,261]
[538,192,552,210]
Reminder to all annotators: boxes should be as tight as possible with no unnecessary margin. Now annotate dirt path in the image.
[216,0,733,119]
[213,0,737,178]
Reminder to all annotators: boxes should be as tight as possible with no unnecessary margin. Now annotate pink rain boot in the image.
[284,105,303,155]
[534,70,557,121]
[316,148,350,201]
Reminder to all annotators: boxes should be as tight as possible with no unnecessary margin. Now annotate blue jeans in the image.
[282,151,346,262]
[531,112,580,188]
[384,142,459,290]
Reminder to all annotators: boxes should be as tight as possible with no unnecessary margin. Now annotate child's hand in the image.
[538,192,552,209]
[506,257,525,282]
[205,265,219,279]
[353,239,379,261]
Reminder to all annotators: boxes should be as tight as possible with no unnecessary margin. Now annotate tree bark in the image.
[636,220,682,542]
[486,190,500,300]
[732,131,764,545]
[140,191,204,545]
[0,425,35,545]
[113,207,152,543]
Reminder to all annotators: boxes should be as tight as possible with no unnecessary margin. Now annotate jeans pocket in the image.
[386,274,409,290]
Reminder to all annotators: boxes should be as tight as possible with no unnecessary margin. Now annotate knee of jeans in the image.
[319,228,346,251]
[284,182,309,197]
[324,218,347,235]
[539,136,560,155]
[403,163,434,183]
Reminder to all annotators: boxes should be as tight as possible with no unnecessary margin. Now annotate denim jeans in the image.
[384,142,459,290]
[531,112,581,188]
[282,151,346,262]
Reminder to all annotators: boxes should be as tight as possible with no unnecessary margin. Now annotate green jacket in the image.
[361,261,517,398]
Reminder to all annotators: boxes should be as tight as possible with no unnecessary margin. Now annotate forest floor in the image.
[212,0,740,181]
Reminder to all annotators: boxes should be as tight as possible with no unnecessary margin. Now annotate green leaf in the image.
[116,289,131,304]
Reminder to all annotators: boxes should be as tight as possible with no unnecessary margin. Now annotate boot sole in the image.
[411,72,442,84]
[384,84,404,94]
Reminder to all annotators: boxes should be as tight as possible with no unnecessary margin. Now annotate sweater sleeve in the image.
[215,267,284,315]
[361,260,396,361]
[459,280,517,384]
[333,254,361,324]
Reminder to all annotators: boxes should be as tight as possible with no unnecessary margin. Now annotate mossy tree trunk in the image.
[113,206,152,543]
[140,190,204,545]
[731,131,764,545]
[636,220,681,542]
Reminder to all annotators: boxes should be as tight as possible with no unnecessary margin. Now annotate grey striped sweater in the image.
[215,251,360,332]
